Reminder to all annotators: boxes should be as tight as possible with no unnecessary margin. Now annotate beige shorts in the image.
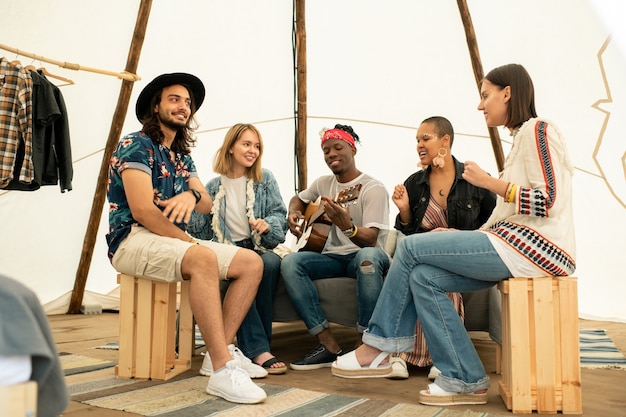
[111,225,238,282]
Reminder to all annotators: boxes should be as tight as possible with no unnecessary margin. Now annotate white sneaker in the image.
[206,359,267,404]
[386,357,409,379]
[200,344,268,378]
[428,365,441,380]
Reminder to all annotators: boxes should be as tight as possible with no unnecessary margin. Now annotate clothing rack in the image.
[0,43,141,82]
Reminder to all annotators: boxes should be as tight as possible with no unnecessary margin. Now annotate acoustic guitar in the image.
[294,183,362,252]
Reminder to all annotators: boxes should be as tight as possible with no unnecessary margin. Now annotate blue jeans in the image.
[280,247,390,335]
[363,230,511,393]
[235,247,281,359]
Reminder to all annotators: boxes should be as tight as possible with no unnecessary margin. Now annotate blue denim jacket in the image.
[187,168,287,250]
[394,156,496,235]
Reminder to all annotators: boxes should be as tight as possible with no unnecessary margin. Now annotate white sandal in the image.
[331,350,392,378]
[419,383,488,406]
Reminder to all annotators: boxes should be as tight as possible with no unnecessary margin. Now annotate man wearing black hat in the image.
[106,73,267,404]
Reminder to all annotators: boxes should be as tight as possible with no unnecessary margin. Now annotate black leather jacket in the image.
[394,157,496,235]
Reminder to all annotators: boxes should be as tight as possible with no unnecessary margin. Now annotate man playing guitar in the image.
[281,124,391,371]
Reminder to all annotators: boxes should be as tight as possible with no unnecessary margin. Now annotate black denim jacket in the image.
[394,157,496,235]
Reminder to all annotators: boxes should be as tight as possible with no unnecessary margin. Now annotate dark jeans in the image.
[234,239,281,360]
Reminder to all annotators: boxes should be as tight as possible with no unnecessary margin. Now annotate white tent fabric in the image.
[1,0,624,321]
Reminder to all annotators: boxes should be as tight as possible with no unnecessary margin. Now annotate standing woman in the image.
[332,64,576,406]
[188,123,288,375]
[391,116,496,377]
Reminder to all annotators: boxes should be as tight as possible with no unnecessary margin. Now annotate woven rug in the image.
[65,328,624,416]
[95,325,205,350]
[67,369,507,417]
[579,329,626,369]
[59,352,116,376]
[95,328,626,369]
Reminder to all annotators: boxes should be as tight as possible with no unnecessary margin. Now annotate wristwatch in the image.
[187,188,201,204]
[342,224,355,236]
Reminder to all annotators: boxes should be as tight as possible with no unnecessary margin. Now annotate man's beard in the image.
[160,116,187,131]
[158,108,188,131]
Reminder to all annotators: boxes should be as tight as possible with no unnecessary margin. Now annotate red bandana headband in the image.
[321,128,356,148]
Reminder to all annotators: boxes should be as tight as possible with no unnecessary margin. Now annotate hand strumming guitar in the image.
[287,211,304,238]
[287,194,352,240]
[290,184,364,252]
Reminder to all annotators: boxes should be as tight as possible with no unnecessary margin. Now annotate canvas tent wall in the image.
[0,0,625,322]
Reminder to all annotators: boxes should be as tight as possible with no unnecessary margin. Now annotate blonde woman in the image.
[188,123,288,374]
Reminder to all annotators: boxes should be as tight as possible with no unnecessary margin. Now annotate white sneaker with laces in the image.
[200,344,268,378]
[206,359,267,404]
[386,356,409,379]
[428,365,441,380]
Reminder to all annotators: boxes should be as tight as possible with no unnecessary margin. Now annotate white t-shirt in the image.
[298,172,390,255]
[220,175,250,242]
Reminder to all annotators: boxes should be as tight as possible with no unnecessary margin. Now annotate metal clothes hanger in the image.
[24,59,37,72]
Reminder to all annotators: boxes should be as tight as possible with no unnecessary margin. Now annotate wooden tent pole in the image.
[295,0,308,191]
[68,0,153,313]
[456,0,505,172]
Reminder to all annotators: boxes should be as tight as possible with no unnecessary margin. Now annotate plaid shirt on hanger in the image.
[0,57,33,188]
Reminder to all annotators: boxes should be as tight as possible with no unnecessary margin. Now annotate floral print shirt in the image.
[106,131,198,260]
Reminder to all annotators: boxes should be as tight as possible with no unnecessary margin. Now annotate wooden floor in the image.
[52,313,626,417]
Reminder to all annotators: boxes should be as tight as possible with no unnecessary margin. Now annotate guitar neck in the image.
[308,205,327,225]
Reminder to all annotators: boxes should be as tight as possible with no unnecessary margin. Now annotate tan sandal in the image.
[260,357,287,375]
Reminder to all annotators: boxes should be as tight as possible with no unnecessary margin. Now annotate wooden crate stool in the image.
[497,277,582,414]
[0,380,37,417]
[116,273,194,380]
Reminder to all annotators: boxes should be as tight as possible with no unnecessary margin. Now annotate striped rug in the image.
[94,325,205,350]
[580,329,626,369]
[67,370,507,417]
[95,328,626,369]
[59,352,116,376]
[65,329,624,416]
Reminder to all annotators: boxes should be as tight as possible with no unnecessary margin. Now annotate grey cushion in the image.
[271,274,501,344]
[462,285,502,345]
[224,229,502,344]
[272,276,357,327]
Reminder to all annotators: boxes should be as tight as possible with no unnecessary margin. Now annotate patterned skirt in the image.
[394,292,464,367]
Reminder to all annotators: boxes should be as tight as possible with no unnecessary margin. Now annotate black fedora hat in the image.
[135,72,205,122]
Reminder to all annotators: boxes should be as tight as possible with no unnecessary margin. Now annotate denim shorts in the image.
[112,225,238,282]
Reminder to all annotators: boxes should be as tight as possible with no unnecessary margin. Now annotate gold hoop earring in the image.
[432,147,447,168]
